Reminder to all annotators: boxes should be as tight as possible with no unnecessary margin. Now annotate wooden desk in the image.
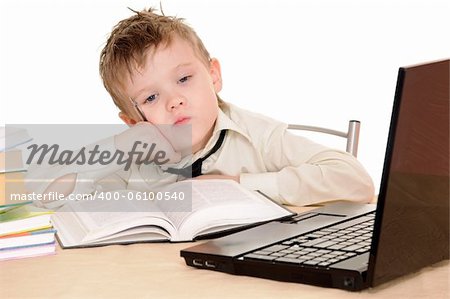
[2,206,449,299]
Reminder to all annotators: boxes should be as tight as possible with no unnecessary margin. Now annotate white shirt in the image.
[27,102,374,206]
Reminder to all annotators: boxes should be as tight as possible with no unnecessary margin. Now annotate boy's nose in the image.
[169,98,185,110]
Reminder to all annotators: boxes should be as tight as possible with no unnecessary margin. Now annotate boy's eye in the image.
[178,75,191,83]
[145,94,157,103]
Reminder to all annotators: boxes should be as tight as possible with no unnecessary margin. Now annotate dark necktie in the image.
[165,130,227,178]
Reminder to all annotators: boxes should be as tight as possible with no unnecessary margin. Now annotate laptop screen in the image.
[369,59,449,286]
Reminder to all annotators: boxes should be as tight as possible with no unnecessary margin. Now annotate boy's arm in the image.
[26,123,181,207]
[239,125,375,206]
[44,173,77,196]
[26,136,127,207]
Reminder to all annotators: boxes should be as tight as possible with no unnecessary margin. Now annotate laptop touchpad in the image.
[186,215,344,257]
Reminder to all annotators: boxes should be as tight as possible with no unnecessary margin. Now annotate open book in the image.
[51,180,294,248]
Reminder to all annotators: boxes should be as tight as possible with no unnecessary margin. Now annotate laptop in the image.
[180,59,450,291]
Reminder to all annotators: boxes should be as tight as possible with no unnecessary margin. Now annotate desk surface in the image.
[2,206,449,299]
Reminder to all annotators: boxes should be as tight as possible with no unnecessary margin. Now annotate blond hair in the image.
[99,8,212,115]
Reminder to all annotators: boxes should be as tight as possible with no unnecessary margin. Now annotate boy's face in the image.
[122,36,222,153]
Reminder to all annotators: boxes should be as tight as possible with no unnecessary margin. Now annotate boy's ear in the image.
[119,112,137,126]
[209,58,222,93]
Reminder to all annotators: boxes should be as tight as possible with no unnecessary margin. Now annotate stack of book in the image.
[1,126,32,208]
[0,203,55,261]
[1,149,29,207]
[1,126,56,261]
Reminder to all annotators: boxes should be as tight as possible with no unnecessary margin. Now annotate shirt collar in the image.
[211,104,251,142]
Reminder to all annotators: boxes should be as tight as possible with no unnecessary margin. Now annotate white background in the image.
[1,0,449,191]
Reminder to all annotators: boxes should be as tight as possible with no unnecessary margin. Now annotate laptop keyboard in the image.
[242,212,375,267]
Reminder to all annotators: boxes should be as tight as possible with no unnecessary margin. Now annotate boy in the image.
[30,8,374,206]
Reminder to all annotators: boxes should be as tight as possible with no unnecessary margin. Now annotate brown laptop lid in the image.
[369,59,450,286]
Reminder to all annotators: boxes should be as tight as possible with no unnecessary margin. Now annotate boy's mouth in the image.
[174,116,191,125]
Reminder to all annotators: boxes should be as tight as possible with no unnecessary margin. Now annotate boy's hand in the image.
[114,122,182,164]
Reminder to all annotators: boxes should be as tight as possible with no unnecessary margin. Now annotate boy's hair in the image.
[99,8,212,115]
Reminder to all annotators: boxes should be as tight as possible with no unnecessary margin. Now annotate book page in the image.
[67,192,164,224]
[161,180,291,240]
[54,190,177,244]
